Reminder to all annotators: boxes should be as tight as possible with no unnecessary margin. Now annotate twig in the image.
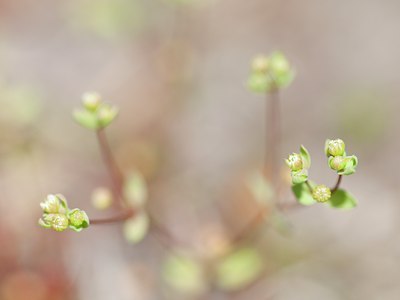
[331,175,342,193]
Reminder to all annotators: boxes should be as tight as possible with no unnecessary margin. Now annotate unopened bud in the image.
[325,139,346,157]
[286,153,303,171]
[82,92,101,111]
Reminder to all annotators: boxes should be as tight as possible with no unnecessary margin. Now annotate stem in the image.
[305,180,313,193]
[331,175,343,193]
[90,209,134,225]
[96,129,125,208]
[266,88,280,190]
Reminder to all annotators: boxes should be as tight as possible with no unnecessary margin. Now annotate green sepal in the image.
[38,218,51,228]
[291,169,308,185]
[328,189,357,209]
[292,181,316,206]
[73,109,99,130]
[299,145,311,169]
[337,155,358,176]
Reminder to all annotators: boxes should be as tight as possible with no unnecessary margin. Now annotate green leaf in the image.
[328,189,357,209]
[291,169,308,185]
[300,145,311,169]
[292,182,316,206]
[162,254,207,295]
[123,211,149,244]
[73,109,99,129]
[215,247,263,291]
[123,171,148,208]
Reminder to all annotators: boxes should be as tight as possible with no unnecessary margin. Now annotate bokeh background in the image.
[0,0,399,299]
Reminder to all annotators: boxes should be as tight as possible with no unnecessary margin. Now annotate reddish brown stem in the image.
[331,175,343,193]
[90,209,134,225]
[96,129,125,208]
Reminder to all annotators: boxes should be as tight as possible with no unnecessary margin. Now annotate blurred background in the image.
[0,0,399,299]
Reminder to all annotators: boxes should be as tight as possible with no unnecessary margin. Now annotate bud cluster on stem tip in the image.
[73,92,119,130]
[39,194,90,232]
[247,51,295,93]
[286,153,303,171]
[325,139,358,175]
[312,185,331,203]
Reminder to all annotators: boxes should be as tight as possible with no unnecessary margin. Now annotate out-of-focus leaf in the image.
[328,189,357,210]
[123,211,149,244]
[292,182,316,206]
[246,171,274,206]
[123,171,148,208]
[73,109,98,129]
[215,247,263,291]
[163,254,207,295]
[300,145,311,169]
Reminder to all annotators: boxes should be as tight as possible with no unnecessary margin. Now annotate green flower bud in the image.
[251,55,269,73]
[312,185,331,203]
[97,104,119,128]
[40,214,69,232]
[286,153,303,171]
[328,156,346,171]
[40,194,68,214]
[269,52,290,76]
[325,139,346,157]
[68,209,90,232]
[82,92,102,111]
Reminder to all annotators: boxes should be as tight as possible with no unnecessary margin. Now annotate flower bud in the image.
[312,185,331,203]
[286,153,303,171]
[328,156,346,171]
[325,139,345,157]
[269,52,290,76]
[82,92,101,111]
[40,214,69,232]
[251,55,269,73]
[97,104,119,128]
[68,209,90,231]
[40,194,67,214]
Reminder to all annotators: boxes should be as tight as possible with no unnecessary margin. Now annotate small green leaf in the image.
[291,169,308,185]
[292,182,316,206]
[215,247,263,291]
[300,145,311,169]
[123,171,148,208]
[328,189,357,209]
[123,211,149,244]
[73,109,99,129]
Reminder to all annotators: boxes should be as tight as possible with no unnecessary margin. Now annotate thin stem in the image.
[96,128,125,208]
[90,209,134,225]
[331,175,343,193]
[305,180,313,193]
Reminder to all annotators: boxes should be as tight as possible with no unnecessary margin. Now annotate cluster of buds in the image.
[325,139,358,175]
[73,92,119,130]
[39,194,90,232]
[285,145,311,185]
[247,52,295,93]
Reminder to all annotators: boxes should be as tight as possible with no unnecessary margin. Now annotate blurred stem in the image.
[331,175,343,193]
[96,128,125,208]
[90,208,134,225]
[266,88,280,193]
